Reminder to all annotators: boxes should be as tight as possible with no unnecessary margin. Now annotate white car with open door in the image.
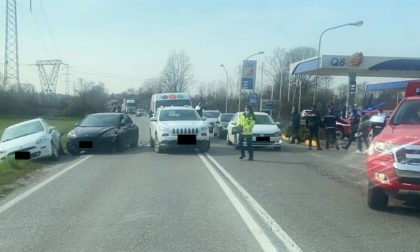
[149,106,210,153]
[0,118,61,161]
[226,112,282,150]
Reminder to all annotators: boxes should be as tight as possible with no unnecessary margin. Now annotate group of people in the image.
[290,105,380,153]
[232,104,382,161]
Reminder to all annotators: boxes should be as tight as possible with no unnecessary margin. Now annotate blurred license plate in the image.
[256,137,270,142]
[15,151,30,160]
[178,135,197,145]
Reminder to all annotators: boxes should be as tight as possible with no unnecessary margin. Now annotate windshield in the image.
[255,114,275,125]
[221,114,234,122]
[159,110,200,121]
[391,100,420,125]
[156,99,191,108]
[1,121,44,142]
[80,114,120,127]
[203,111,221,118]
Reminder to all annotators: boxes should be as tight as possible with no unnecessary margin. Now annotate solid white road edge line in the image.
[0,155,92,215]
[198,154,277,252]
[205,153,302,252]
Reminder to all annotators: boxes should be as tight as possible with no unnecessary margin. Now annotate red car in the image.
[366,84,420,210]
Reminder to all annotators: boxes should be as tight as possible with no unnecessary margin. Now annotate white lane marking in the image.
[0,155,92,215]
[198,154,277,252]
[311,153,322,158]
[205,153,302,252]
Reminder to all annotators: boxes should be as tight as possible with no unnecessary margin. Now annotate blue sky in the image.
[1,0,420,93]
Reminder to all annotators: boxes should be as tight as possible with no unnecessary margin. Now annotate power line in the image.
[38,0,61,59]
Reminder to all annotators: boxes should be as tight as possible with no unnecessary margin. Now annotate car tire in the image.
[149,130,155,148]
[130,134,139,148]
[226,134,232,145]
[154,133,162,153]
[234,135,239,150]
[336,128,344,140]
[116,136,127,152]
[367,180,389,210]
[199,141,210,153]
[50,142,60,161]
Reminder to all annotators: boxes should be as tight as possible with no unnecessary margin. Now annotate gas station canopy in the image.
[290,55,420,78]
[365,79,420,91]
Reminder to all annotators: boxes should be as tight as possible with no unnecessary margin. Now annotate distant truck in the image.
[122,98,137,114]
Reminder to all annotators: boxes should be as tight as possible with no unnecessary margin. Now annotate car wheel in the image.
[116,136,127,152]
[130,134,139,147]
[234,135,239,150]
[199,141,210,153]
[336,128,344,140]
[51,142,59,161]
[226,134,232,145]
[154,133,162,153]
[368,130,374,146]
[367,180,389,210]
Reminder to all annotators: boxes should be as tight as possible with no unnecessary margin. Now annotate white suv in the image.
[149,106,210,153]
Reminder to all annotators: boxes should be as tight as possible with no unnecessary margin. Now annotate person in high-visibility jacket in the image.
[238,104,256,161]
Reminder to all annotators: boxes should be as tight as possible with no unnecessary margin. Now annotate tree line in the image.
[0,48,389,123]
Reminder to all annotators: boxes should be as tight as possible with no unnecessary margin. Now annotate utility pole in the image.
[4,0,20,90]
[259,62,264,111]
[62,64,70,95]
[36,60,62,101]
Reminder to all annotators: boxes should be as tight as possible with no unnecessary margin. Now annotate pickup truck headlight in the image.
[67,130,77,139]
[159,125,170,132]
[200,126,208,132]
[374,141,400,155]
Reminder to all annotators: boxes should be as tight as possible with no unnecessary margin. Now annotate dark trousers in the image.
[325,128,338,149]
[239,134,253,158]
[291,126,300,143]
[357,130,369,151]
[308,127,320,148]
[344,128,358,150]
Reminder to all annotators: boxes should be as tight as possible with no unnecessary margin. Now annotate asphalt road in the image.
[0,115,419,251]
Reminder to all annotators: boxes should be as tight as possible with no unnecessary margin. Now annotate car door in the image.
[41,119,60,148]
[228,113,239,142]
[124,114,139,139]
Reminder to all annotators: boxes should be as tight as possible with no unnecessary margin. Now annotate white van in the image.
[150,93,192,116]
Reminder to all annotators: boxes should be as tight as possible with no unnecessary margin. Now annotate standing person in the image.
[238,104,256,161]
[343,109,360,150]
[305,105,322,150]
[149,109,153,118]
[290,107,301,144]
[357,111,371,153]
[322,108,345,150]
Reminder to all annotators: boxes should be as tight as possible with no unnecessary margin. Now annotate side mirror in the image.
[231,121,237,125]
[48,126,56,133]
[150,117,157,122]
[216,121,220,125]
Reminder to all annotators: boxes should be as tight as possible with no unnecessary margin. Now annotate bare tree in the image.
[160,50,193,92]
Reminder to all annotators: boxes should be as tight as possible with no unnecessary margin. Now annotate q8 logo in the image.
[330,57,346,67]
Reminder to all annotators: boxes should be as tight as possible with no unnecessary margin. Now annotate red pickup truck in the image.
[366,83,420,210]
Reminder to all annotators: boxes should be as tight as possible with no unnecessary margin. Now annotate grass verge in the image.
[0,116,81,154]
[0,158,40,195]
